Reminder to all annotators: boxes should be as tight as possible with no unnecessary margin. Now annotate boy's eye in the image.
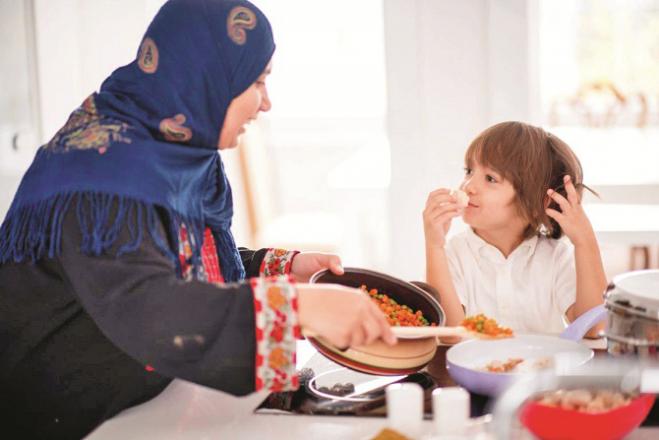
[486,175,498,183]
[464,167,472,175]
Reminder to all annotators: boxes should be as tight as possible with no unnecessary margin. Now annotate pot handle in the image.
[410,281,440,300]
[559,304,607,341]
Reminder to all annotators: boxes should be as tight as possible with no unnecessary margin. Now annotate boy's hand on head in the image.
[545,175,597,247]
[423,188,461,249]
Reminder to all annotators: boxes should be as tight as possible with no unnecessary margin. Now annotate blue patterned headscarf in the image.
[0,0,275,282]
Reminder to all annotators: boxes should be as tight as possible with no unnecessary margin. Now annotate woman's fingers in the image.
[368,300,397,345]
[298,285,400,350]
[328,255,344,275]
[348,325,366,348]
[351,297,397,347]
[361,313,382,346]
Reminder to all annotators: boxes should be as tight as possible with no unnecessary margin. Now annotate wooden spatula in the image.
[391,325,512,340]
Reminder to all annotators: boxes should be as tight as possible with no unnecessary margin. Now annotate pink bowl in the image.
[519,394,656,440]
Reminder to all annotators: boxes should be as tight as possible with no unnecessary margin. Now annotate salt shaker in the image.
[432,387,470,436]
[386,383,424,437]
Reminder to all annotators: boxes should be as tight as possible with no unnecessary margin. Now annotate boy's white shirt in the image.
[445,227,576,335]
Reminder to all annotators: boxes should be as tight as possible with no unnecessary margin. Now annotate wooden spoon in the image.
[304,326,510,343]
[391,325,512,340]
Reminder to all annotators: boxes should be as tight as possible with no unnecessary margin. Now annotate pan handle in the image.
[410,281,447,329]
[559,304,607,341]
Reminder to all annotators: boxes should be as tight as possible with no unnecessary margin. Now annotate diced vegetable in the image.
[461,313,513,337]
[360,285,436,327]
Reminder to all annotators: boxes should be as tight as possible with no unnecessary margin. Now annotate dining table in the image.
[87,339,659,439]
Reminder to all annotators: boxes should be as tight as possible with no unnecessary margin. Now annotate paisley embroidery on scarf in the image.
[227,6,257,45]
[137,37,159,74]
[45,95,132,154]
[159,114,193,142]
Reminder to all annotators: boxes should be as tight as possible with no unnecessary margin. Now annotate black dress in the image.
[0,202,269,439]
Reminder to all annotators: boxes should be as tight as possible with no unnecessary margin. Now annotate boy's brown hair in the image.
[464,121,593,239]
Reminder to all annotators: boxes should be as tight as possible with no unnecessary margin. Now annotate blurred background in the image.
[1,0,658,281]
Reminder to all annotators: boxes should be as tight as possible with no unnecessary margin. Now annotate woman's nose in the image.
[260,90,271,112]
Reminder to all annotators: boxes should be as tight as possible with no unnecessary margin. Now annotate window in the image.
[538,0,659,186]
[237,0,390,267]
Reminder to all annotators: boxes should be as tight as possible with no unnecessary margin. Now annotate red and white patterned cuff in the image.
[251,275,301,392]
[260,248,300,276]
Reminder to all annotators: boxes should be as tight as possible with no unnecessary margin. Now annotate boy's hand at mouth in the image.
[423,188,463,249]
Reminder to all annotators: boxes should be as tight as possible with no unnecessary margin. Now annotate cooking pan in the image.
[446,304,607,396]
[307,267,445,375]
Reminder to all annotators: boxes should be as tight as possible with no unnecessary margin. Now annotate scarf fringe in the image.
[213,228,245,283]
[0,192,217,279]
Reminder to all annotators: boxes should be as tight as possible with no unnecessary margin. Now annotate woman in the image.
[0,1,396,438]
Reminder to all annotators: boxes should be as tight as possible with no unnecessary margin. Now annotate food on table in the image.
[297,367,315,387]
[461,313,513,337]
[535,388,636,413]
[451,189,470,208]
[370,427,412,440]
[483,356,552,373]
[484,357,524,373]
[360,285,436,327]
[317,382,356,397]
[298,368,356,397]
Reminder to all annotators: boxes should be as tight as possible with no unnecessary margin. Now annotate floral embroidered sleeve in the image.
[260,248,299,276]
[251,275,301,392]
[177,231,301,393]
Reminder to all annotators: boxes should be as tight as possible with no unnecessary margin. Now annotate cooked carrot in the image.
[360,285,436,327]
[461,313,513,337]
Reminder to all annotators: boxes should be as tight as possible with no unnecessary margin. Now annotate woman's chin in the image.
[217,138,239,150]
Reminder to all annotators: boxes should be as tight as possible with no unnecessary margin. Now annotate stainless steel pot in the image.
[605,269,659,358]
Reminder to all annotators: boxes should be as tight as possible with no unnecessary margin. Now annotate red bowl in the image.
[519,394,655,440]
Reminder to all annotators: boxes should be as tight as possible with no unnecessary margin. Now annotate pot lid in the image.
[606,269,659,319]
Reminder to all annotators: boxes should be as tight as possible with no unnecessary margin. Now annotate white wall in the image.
[34,0,165,142]
[0,0,166,220]
[383,0,539,280]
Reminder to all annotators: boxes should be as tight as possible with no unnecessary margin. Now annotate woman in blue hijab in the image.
[0,1,396,437]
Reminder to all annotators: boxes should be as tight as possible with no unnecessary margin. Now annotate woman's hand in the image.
[423,188,461,249]
[290,252,344,282]
[546,175,597,247]
[297,284,397,349]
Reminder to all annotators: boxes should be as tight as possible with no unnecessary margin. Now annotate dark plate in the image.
[310,267,445,326]
[307,267,446,375]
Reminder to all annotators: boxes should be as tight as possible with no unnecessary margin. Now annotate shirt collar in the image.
[465,227,539,264]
